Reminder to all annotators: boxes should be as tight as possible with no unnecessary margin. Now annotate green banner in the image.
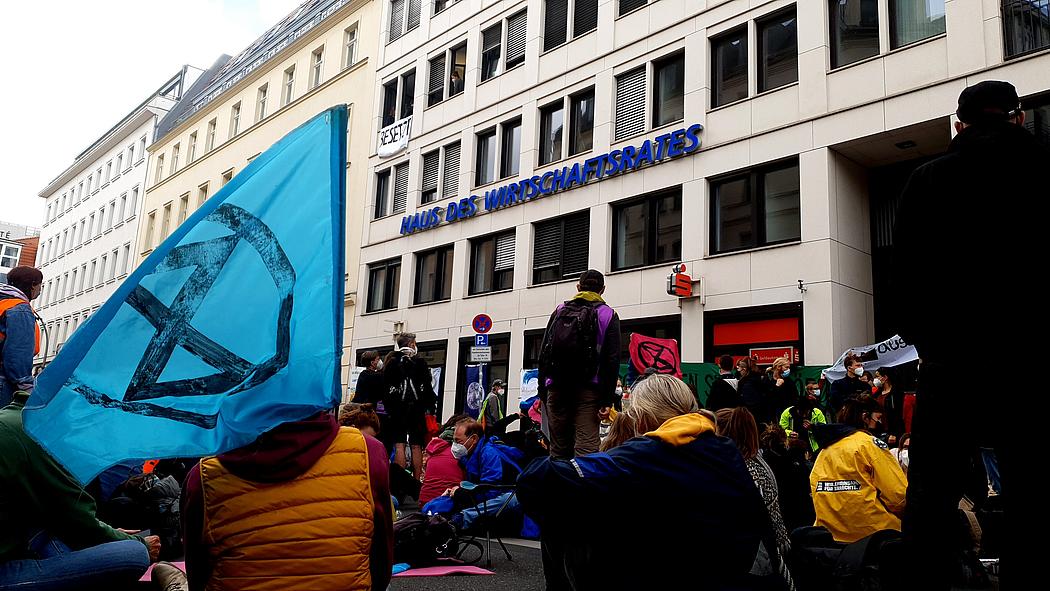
[620,363,830,408]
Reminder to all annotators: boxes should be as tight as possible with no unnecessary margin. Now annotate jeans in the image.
[981,448,1001,495]
[458,491,520,531]
[0,532,149,591]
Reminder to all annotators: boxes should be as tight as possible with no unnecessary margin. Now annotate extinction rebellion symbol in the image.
[70,204,296,428]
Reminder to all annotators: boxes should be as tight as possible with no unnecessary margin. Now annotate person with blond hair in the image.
[519,374,769,590]
[763,357,798,426]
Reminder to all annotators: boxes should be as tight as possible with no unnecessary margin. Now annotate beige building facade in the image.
[139,0,379,385]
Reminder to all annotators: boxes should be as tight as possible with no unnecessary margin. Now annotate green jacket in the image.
[0,391,142,561]
[779,406,827,453]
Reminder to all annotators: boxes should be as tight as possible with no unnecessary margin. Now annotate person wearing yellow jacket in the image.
[810,395,908,543]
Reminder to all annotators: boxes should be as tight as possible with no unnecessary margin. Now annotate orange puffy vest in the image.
[199,427,375,591]
[0,298,40,356]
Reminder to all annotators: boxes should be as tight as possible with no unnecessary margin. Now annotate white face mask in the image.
[375,360,384,371]
[615,387,623,396]
[873,378,883,388]
[494,389,503,396]
[400,346,417,357]
[853,367,864,377]
[451,442,469,460]
[813,389,821,397]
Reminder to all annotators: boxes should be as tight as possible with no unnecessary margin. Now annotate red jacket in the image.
[418,437,465,506]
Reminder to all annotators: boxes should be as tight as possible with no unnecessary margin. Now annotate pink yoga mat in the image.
[393,565,494,577]
[139,561,186,582]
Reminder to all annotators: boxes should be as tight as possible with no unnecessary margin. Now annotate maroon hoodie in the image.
[181,412,393,590]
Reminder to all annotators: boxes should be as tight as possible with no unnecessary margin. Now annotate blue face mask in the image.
[781,368,791,377]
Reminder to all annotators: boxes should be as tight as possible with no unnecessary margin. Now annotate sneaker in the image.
[152,561,189,591]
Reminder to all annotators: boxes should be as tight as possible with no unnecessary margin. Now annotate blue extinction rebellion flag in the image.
[24,106,348,484]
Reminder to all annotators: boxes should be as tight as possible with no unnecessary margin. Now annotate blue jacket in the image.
[517,414,770,590]
[463,436,524,502]
[0,284,36,406]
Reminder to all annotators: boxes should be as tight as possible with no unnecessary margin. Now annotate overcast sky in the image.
[0,0,304,228]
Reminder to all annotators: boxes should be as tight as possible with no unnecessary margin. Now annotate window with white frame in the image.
[1,245,19,268]
[78,219,85,246]
[221,169,234,186]
[87,213,95,239]
[206,119,217,152]
[230,102,242,137]
[129,187,139,219]
[79,264,87,291]
[144,212,156,251]
[614,51,684,140]
[428,42,467,106]
[122,244,131,274]
[178,193,190,225]
[389,0,422,42]
[170,143,180,174]
[107,201,116,230]
[161,202,172,239]
[139,136,147,162]
[343,25,359,68]
[155,154,165,183]
[127,144,135,169]
[198,183,210,207]
[105,161,112,183]
[543,0,598,51]
[115,154,123,176]
[77,182,84,201]
[109,249,118,280]
[381,69,416,127]
[481,11,527,82]
[419,141,460,204]
[97,208,104,236]
[95,168,103,189]
[89,259,97,287]
[283,66,295,106]
[256,85,268,122]
[187,132,197,163]
[310,47,324,89]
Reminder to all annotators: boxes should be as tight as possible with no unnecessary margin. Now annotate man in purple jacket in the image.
[537,269,620,459]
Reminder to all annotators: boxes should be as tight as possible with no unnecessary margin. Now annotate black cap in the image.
[578,269,605,292]
[957,81,1020,124]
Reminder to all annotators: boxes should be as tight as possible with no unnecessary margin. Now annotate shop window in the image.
[612,187,682,271]
[533,211,589,284]
[470,231,515,294]
[711,158,801,255]
[415,244,454,304]
[367,258,401,312]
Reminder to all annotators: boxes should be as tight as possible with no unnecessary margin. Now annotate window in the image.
[543,0,598,52]
[99,256,107,284]
[129,187,139,218]
[758,8,799,92]
[139,136,147,161]
[427,42,467,106]
[539,102,564,165]
[421,150,440,203]
[613,186,682,270]
[78,182,84,201]
[310,47,324,89]
[105,162,112,182]
[1,245,19,268]
[374,164,409,217]
[712,27,748,107]
[144,212,156,250]
[653,53,684,126]
[127,144,135,168]
[222,169,234,186]
[890,0,945,48]
[481,24,502,81]
[620,0,647,15]
[382,70,416,125]
[500,118,522,178]
[96,167,103,188]
[1004,0,1050,58]
[97,208,104,236]
[343,25,358,68]
[367,258,401,312]
[710,159,801,254]
[79,264,87,291]
[533,213,592,287]
[109,249,119,280]
[435,0,460,12]
[476,128,497,185]
[570,88,595,155]
[442,142,460,200]
[283,66,295,106]
[122,244,131,274]
[206,119,217,152]
[389,0,422,42]
[170,143,180,174]
[614,67,646,140]
[161,202,172,239]
[88,214,95,239]
[257,85,268,121]
[198,183,210,206]
[178,194,190,225]
[470,232,515,294]
[415,245,454,304]
[78,219,86,245]
[187,132,197,163]
[118,194,127,221]
[506,11,527,69]
[89,260,97,287]
[107,201,116,230]
[115,154,123,176]
[830,0,880,68]
[71,269,78,294]
[230,102,241,136]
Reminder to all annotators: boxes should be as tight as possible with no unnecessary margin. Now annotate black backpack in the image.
[789,527,905,591]
[539,301,600,388]
[394,513,475,568]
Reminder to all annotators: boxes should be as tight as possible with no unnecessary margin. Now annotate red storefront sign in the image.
[749,346,795,365]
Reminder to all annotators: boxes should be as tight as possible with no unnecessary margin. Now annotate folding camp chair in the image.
[455,482,518,568]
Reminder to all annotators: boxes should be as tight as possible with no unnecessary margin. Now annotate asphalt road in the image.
[388,539,544,591]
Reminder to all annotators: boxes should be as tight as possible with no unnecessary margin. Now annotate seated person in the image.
[517,374,770,590]
[339,402,382,438]
[181,411,393,591]
[811,395,908,543]
[418,415,470,506]
[0,390,160,590]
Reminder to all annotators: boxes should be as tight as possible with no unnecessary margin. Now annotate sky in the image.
[0,0,304,228]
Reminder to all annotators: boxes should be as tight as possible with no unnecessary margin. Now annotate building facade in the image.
[0,222,40,283]
[139,0,379,386]
[33,69,199,365]
[352,0,1050,417]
